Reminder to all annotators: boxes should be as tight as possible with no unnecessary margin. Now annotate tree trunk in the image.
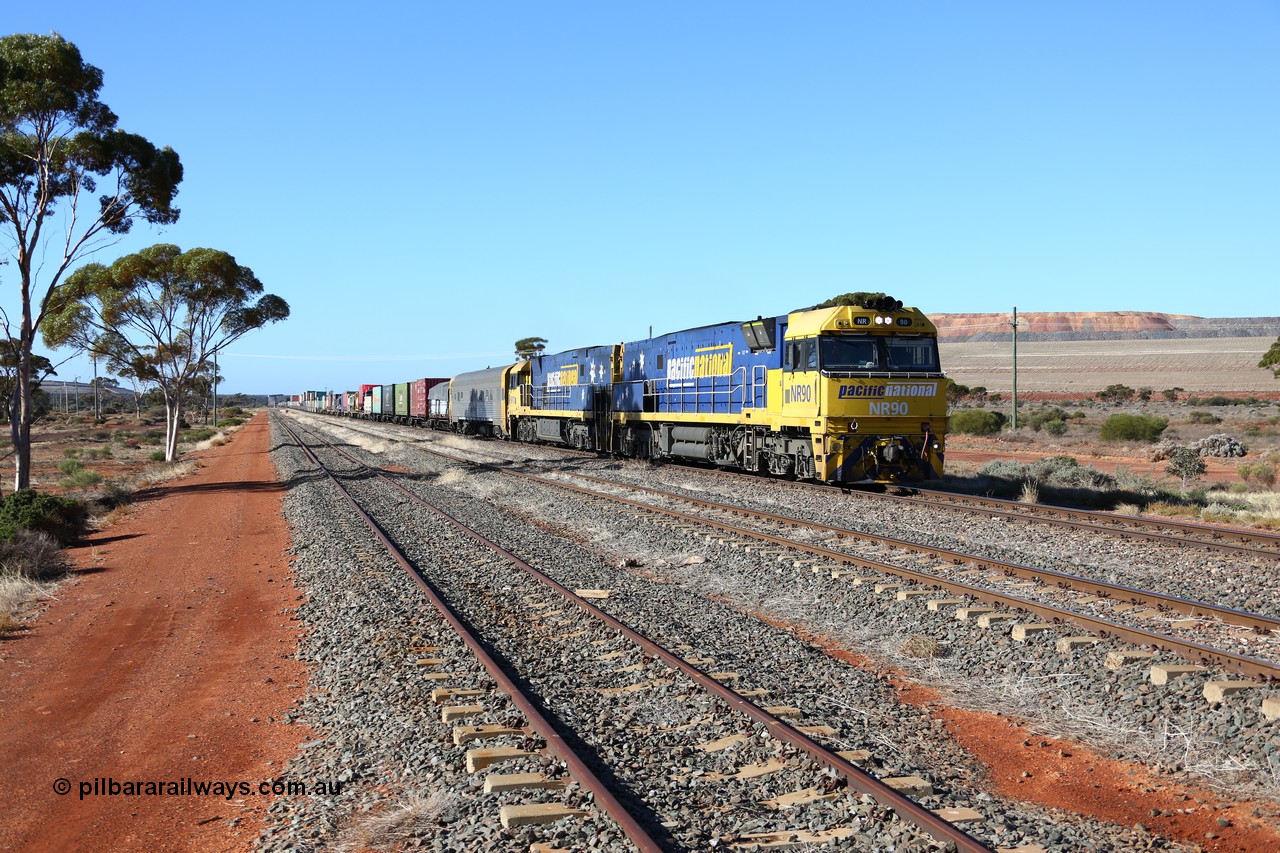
[164,392,183,462]
[13,296,34,492]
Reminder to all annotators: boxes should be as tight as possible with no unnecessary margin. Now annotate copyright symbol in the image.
[52,778,71,796]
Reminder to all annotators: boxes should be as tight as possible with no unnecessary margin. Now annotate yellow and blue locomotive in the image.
[501,297,946,484]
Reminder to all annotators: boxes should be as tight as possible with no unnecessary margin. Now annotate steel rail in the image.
[277,417,668,853]
[557,473,1280,634]
[281,414,994,853]
[401,436,1280,636]
[301,409,1280,558]
[897,487,1280,559]
[404,445,1279,683]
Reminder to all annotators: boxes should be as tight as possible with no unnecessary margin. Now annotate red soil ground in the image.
[751,616,1280,853]
[0,414,309,852]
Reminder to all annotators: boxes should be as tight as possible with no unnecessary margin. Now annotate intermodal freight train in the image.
[289,299,947,484]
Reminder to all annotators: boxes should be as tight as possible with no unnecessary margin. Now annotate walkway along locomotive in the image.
[295,298,947,485]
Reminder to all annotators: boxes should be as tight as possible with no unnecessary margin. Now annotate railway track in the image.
[316,409,1279,560]
[293,411,1280,726]
[303,415,1280,677]
[277,414,998,851]
[888,487,1280,561]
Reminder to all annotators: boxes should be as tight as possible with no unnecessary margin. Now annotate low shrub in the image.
[1021,407,1069,432]
[951,410,1007,436]
[1188,411,1222,425]
[57,458,84,475]
[1097,383,1136,403]
[60,469,104,489]
[980,456,1116,490]
[149,450,167,462]
[216,417,243,429]
[1099,413,1168,443]
[1043,419,1067,436]
[0,490,85,545]
[181,428,216,443]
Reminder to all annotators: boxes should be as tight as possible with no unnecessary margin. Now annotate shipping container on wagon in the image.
[394,382,410,418]
[360,384,378,414]
[380,385,395,417]
[411,378,450,420]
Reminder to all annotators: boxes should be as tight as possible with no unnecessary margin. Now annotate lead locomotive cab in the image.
[782,296,946,484]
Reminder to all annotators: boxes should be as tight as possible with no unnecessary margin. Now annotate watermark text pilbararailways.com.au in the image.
[52,776,350,801]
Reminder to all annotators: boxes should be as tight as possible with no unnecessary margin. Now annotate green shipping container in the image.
[394,382,410,417]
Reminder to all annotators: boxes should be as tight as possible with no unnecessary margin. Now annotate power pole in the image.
[1010,307,1019,430]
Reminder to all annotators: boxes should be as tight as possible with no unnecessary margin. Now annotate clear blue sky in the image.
[4,2,1278,394]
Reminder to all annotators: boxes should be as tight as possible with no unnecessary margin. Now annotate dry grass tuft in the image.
[0,574,54,635]
[0,530,70,581]
[1018,481,1040,504]
[333,790,461,852]
[899,634,944,659]
[139,460,196,486]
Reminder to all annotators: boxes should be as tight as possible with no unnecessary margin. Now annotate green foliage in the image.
[1099,413,1168,443]
[48,242,288,464]
[1239,462,1277,488]
[944,379,970,403]
[1161,387,1184,402]
[149,450,166,461]
[181,427,216,443]
[60,469,103,489]
[1043,418,1067,436]
[815,292,903,311]
[1137,388,1153,402]
[1096,383,1136,404]
[1260,336,1280,378]
[951,409,1007,436]
[1021,407,1069,432]
[1187,411,1222,425]
[1165,447,1207,489]
[57,457,84,475]
[0,33,183,489]
[216,417,243,428]
[0,490,85,544]
[514,336,548,358]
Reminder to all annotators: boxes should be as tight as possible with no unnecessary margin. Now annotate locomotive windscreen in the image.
[819,334,939,373]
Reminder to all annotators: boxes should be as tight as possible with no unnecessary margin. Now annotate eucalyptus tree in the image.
[1262,337,1280,379]
[45,244,288,460]
[0,33,182,488]
[515,336,547,359]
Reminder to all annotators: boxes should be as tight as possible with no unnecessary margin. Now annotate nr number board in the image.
[868,401,909,416]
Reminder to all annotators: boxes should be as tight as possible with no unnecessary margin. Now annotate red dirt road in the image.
[0,415,308,852]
